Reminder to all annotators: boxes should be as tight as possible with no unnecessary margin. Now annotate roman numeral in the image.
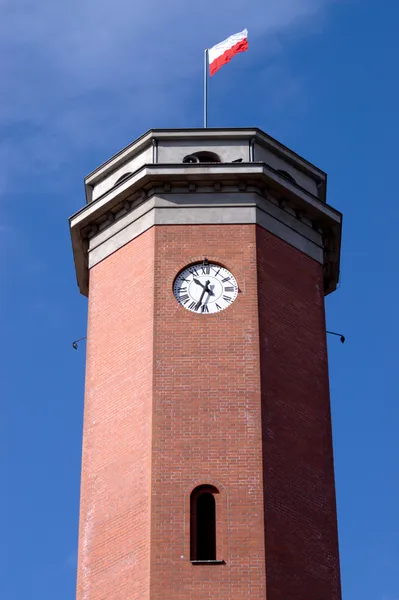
[213,268,221,276]
[222,276,231,283]
[201,265,210,275]
[177,287,187,293]
[180,277,189,283]
[201,305,209,313]
[188,301,197,310]
[223,295,232,303]
[180,294,189,304]
[224,286,235,292]
[188,267,199,276]
[216,303,222,311]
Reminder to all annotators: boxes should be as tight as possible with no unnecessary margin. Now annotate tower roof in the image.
[70,127,341,297]
[84,128,327,202]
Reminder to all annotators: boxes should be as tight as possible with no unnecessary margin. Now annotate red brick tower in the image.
[70,128,342,600]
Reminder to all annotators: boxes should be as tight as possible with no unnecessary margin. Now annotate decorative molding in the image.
[70,164,341,297]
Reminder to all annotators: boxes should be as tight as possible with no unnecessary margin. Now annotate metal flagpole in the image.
[204,49,208,128]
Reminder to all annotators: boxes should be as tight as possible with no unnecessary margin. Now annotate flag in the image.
[208,29,248,77]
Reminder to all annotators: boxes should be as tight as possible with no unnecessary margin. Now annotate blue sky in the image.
[2,0,399,598]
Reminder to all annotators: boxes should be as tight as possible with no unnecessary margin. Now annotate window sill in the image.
[190,560,225,565]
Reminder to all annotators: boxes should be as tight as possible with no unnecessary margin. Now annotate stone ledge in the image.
[70,164,341,297]
[85,128,326,198]
[87,196,324,272]
[190,560,226,565]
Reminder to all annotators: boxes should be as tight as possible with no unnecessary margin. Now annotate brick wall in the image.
[150,224,267,600]
[76,228,155,600]
[257,225,342,600]
[76,222,341,600]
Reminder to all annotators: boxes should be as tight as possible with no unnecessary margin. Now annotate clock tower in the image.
[70,128,342,600]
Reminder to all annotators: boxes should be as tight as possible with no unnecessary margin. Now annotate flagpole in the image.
[204,48,208,128]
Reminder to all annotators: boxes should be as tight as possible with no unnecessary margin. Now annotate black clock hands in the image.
[193,278,214,297]
[195,280,210,310]
[193,278,206,289]
[203,283,213,297]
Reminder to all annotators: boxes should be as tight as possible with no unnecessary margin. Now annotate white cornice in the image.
[84,128,326,192]
[71,131,340,298]
[70,164,341,298]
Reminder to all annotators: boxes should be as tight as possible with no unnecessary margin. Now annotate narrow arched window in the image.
[276,169,296,184]
[190,485,218,561]
[114,172,132,186]
[183,151,221,164]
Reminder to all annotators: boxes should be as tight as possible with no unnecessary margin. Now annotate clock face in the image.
[173,262,238,314]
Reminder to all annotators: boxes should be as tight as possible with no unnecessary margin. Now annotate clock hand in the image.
[193,278,206,289]
[193,277,215,297]
[201,288,213,312]
[195,290,206,310]
[195,280,210,310]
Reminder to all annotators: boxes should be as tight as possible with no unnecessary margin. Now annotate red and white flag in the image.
[208,29,248,77]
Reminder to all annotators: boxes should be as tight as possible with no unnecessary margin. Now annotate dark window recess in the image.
[183,155,199,164]
[183,151,221,164]
[276,169,296,184]
[114,172,132,186]
[190,485,217,561]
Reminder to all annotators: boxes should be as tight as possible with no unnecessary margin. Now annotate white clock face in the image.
[173,262,238,314]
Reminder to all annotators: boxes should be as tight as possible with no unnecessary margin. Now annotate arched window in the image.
[183,151,221,164]
[276,169,296,184]
[190,485,218,561]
